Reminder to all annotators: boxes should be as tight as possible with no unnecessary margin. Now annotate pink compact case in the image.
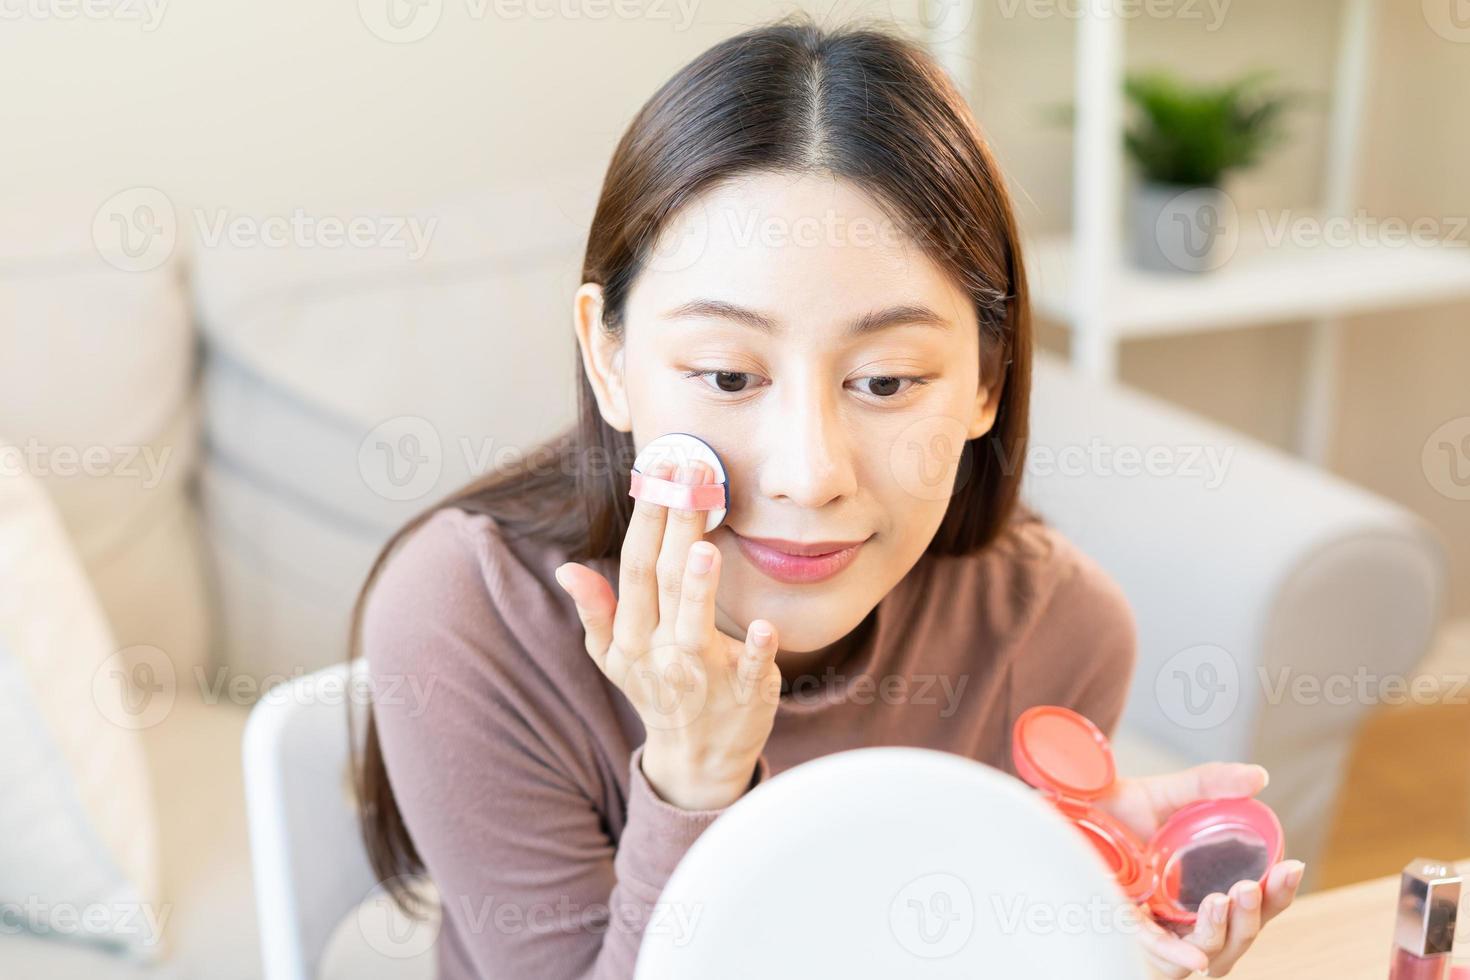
[1011,705,1284,924]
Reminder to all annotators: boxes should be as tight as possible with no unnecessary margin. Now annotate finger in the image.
[1136,762,1270,821]
[1143,951,1192,980]
[672,540,720,653]
[1136,912,1209,977]
[615,458,675,655]
[733,620,779,706]
[656,461,713,629]
[1182,893,1230,961]
[1124,905,1181,978]
[1261,860,1305,926]
[554,562,618,672]
[1208,879,1263,975]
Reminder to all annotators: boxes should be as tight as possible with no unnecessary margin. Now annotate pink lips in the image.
[732,532,870,584]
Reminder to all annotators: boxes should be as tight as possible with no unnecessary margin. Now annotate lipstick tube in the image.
[1389,858,1461,980]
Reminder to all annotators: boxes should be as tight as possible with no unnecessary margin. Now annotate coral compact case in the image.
[1011,705,1285,925]
[627,432,731,533]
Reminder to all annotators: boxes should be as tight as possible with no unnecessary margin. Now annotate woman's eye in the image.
[688,370,757,393]
[853,376,925,398]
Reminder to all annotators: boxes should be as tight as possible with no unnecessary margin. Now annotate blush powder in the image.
[1175,834,1271,911]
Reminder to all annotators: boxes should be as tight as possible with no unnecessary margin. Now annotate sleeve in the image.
[1012,537,1140,739]
[363,510,769,980]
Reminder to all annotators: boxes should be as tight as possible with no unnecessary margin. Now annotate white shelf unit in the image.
[1025,225,1470,340]
[928,0,1470,463]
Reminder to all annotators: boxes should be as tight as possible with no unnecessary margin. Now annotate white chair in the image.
[636,746,1151,979]
[242,660,437,980]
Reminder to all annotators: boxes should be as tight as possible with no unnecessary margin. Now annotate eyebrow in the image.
[659,299,953,337]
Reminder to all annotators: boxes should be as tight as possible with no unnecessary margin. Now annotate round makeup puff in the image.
[628,432,730,533]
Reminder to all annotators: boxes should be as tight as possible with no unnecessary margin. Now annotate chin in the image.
[723,599,818,652]
[737,595,868,653]
[766,629,838,654]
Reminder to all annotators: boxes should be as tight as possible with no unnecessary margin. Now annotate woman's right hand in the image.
[554,458,783,811]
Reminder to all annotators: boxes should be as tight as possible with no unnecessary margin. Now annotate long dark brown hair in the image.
[351,12,1034,913]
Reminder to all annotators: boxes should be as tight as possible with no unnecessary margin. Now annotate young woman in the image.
[353,15,1302,979]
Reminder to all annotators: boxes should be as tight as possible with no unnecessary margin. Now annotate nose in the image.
[755,373,858,510]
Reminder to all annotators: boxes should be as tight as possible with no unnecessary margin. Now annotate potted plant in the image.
[1121,70,1296,273]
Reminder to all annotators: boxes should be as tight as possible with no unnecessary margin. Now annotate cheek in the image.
[875,410,972,513]
[624,366,730,442]
[623,373,702,443]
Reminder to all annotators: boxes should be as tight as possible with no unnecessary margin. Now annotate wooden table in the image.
[1231,859,1469,979]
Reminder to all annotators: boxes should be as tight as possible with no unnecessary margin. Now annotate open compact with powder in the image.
[1011,705,1285,924]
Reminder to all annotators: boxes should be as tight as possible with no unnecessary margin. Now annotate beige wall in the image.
[1336,0,1470,622]
[3,0,1464,614]
[0,0,887,216]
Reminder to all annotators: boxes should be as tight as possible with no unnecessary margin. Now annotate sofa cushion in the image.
[0,439,160,959]
[0,239,210,680]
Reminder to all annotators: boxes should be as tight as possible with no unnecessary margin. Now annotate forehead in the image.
[626,171,975,335]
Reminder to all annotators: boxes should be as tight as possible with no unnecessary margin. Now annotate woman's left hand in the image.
[1094,763,1306,977]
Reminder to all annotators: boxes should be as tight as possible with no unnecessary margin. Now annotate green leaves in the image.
[1121,69,1299,187]
[1043,69,1305,187]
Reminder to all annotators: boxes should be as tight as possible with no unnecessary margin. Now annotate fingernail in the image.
[1238,883,1261,910]
[554,564,572,590]
[689,544,714,573]
[1255,764,1270,787]
[1209,896,1227,923]
[1285,861,1305,889]
[751,623,771,643]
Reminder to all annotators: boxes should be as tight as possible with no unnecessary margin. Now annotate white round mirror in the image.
[635,746,1150,979]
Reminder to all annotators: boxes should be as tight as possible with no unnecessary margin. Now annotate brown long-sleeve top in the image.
[363,505,1139,980]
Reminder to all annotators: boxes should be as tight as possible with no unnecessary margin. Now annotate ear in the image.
[968,368,1005,440]
[573,282,632,433]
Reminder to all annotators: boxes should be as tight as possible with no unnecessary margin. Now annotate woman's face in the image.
[575,171,1001,654]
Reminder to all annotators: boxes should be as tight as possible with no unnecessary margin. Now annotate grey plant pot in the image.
[1128,180,1237,274]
